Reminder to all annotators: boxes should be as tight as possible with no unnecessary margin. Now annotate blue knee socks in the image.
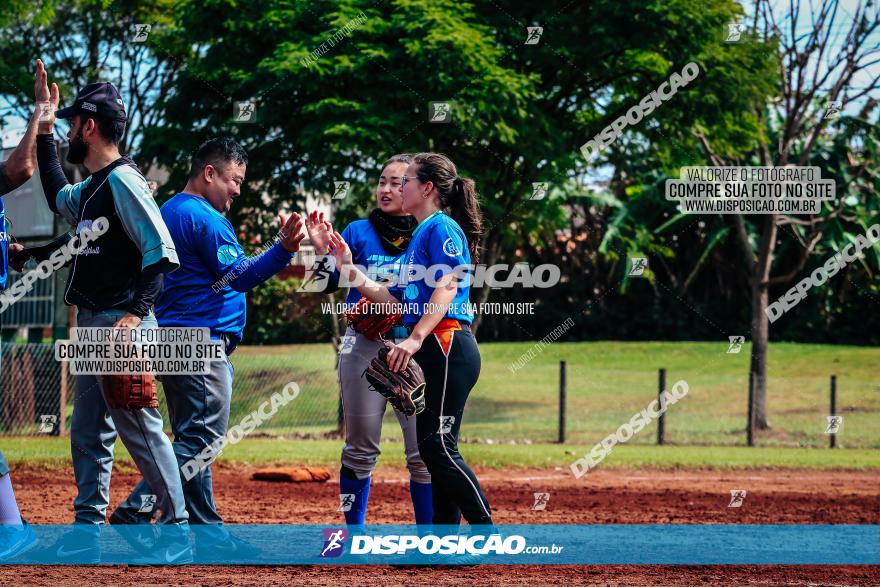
[339,472,432,526]
[339,473,371,526]
[410,480,433,526]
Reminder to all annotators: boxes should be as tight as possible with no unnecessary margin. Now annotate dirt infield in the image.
[3,464,878,585]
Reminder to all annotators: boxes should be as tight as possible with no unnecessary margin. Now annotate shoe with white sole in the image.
[47,525,101,564]
[130,524,192,566]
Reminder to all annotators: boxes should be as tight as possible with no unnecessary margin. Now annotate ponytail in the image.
[449,176,482,262]
[412,153,483,261]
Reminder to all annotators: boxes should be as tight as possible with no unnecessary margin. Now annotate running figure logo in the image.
[825,415,843,434]
[728,490,746,508]
[138,494,157,513]
[233,101,256,123]
[823,101,842,120]
[439,416,455,434]
[298,255,336,293]
[525,27,543,45]
[333,181,350,200]
[338,494,355,512]
[131,24,151,42]
[429,102,452,123]
[38,414,58,433]
[532,492,550,511]
[629,257,647,276]
[339,335,356,355]
[727,336,745,354]
[38,101,54,122]
[530,182,548,201]
[725,22,745,42]
[320,528,348,558]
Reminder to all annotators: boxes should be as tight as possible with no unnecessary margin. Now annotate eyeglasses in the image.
[401,175,419,187]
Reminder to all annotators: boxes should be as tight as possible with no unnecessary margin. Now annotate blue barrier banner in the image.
[2,524,877,565]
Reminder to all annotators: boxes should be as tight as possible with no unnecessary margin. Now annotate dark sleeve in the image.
[36,134,69,214]
[27,232,74,263]
[127,263,166,319]
[323,265,342,294]
[0,162,12,196]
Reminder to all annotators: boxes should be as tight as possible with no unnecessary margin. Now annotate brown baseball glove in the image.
[364,341,426,416]
[344,297,402,341]
[100,373,158,410]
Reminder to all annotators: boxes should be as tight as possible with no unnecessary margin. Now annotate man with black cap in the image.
[34,59,191,563]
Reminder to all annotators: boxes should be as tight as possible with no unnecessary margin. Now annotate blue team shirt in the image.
[341,219,404,305]
[395,211,474,327]
[156,193,294,342]
[0,198,7,290]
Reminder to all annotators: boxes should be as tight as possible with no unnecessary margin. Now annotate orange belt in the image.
[432,318,464,355]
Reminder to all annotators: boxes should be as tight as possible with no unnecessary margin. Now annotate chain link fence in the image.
[0,341,345,439]
[1,341,878,448]
[0,342,64,435]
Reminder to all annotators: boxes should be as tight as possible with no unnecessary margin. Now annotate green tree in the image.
[690,0,879,429]
[148,0,777,342]
[0,0,184,173]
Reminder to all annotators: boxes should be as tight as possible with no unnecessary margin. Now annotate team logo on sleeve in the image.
[442,238,462,257]
[217,244,239,264]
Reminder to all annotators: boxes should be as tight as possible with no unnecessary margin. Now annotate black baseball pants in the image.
[414,329,493,526]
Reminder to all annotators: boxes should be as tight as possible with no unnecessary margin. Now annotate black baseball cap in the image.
[56,82,127,122]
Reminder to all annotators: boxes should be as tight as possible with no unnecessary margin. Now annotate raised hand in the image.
[304,210,333,255]
[327,231,353,267]
[278,212,306,253]
[34,59,59,133]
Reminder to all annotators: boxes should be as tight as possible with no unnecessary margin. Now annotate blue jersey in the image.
[341,219,404,306]
[395,211,473,327]
[0,198,7,291]
[0,162,8,290]
[156,193,294,342]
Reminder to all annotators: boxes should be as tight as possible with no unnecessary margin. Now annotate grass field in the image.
[4,341,879,448]
[205,341,879,447]
[5,436,880,471]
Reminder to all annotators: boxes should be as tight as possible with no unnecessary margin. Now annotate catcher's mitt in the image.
[345,297,402,341]
[364,342,426,416]
[100,373,158,410]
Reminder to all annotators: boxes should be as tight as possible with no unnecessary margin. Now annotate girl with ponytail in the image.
[305,154,433,528]
[327,152,493,528]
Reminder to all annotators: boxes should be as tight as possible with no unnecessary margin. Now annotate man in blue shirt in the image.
[111,137,304,560]
[0,61,41,561]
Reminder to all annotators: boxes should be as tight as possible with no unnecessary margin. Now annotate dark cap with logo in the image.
[56,82,127,122]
